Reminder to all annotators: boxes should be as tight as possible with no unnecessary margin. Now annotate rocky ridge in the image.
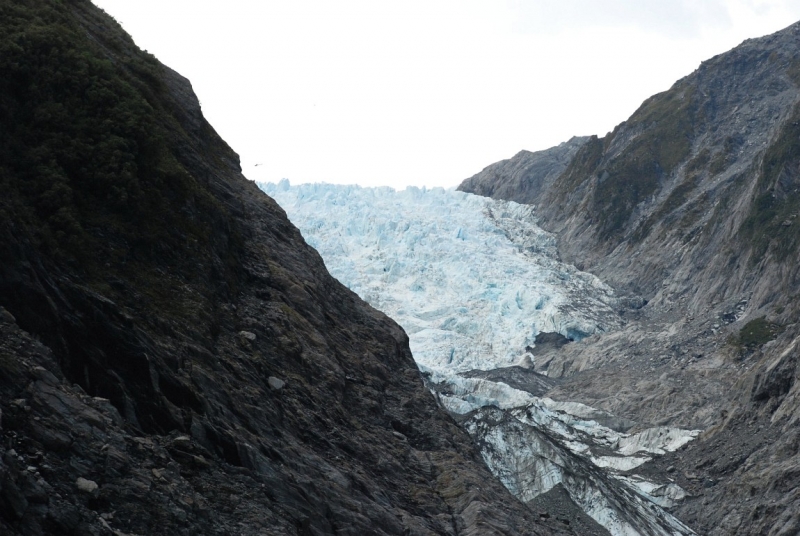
[458,137,590,208]
[459,20,800,535]
[0,1,572,534]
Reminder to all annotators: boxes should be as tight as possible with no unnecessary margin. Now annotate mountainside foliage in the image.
[740,100,800,263]
[0,0,242,324]
[593,86,698,239]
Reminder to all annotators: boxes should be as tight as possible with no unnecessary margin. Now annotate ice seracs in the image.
[260,180,699,535]
[261,180,617,376]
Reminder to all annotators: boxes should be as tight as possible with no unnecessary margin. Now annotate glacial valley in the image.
[261,181,703,535]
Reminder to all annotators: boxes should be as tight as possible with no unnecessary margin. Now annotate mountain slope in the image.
[0,1,569,534]
[459,21,800,535]
[462,22,800,305]
[457,137,590,208]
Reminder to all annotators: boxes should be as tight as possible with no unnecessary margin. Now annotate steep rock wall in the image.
[0,1,570,534]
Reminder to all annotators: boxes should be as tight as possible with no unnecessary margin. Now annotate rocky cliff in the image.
[0,1,572,534]
[457,137,590,208]
[460,21,800,535]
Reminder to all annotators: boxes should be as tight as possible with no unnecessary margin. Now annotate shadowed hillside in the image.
[0,1,572,534]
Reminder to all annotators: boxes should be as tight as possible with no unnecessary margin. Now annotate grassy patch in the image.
[708,136,740,176]
[550,84,699,242]
[632,174,701,242]
[594,87,697,239]
[736,317,783,349]
[708,152,728,176]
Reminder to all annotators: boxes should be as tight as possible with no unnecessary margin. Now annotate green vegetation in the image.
[0,0,242,322]
[708,152,728,176]
[592,86,697,239]
[552,85,698,242]
[739,102,800,264]
[685,148,711,175]
[555,135,604,195]
[735,317,783,350]
[632,139,736,243]
[677,191,710,242]
[634,172,702,242]
[707,136,740,176]
[662,178,700,215]
[787,59,800,87]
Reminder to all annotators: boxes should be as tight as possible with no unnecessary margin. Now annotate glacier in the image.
[259,180,699,536]
[261,179,617,378]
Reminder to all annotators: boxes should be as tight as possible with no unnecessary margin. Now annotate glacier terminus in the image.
[261,180,700,536]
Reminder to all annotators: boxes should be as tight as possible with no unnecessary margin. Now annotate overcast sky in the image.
[91,1,800,189]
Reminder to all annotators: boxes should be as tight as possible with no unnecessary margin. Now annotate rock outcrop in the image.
[459,20,800,535]
[458,137,590,208]
[0,1,571,534]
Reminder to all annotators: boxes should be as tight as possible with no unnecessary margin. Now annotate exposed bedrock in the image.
[459,20,800,535]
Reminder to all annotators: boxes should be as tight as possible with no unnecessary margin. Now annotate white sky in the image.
[91,1,800,189]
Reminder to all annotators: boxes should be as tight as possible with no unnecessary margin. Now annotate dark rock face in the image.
[527,484,610,536]
[0,1,571,535]
[458,20,800,535]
